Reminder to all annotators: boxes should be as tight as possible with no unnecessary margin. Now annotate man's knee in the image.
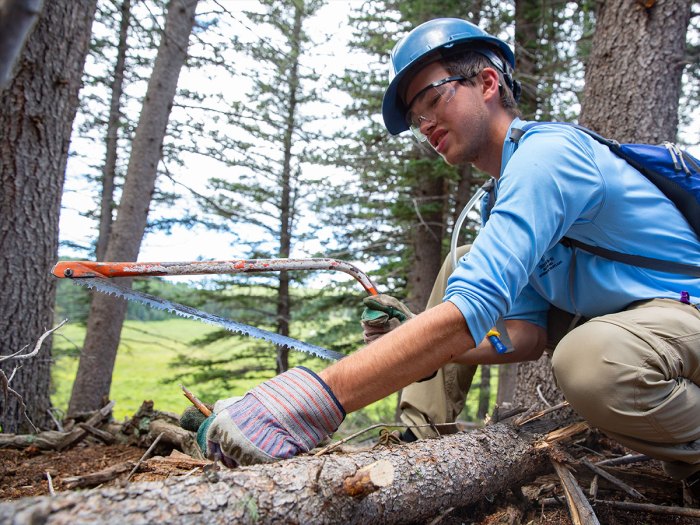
[551,320,631,424]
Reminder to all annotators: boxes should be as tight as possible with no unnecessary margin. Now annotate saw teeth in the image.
[71,278,344,361]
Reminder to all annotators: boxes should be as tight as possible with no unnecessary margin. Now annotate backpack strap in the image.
[562,237,700,277]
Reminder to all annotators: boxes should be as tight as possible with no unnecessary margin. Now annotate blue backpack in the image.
[510,122,700,277]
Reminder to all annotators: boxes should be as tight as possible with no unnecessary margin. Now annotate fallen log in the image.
[0,401,115,451]
[0,420,561,524]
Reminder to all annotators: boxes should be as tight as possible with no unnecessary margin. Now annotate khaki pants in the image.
[399,248,700,479]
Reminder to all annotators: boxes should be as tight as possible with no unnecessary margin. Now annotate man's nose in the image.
[419,116,436,136]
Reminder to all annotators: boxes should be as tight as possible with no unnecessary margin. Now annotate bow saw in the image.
[52,258,380,362]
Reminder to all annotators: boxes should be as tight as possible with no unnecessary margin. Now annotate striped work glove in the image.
[360,294,415,344]
[199,367,345,467]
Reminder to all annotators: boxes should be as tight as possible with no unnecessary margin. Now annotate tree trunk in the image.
[513,0,541,119]
[407,161,445,311]
[579,0,692,142]
[476,364,491,420]
[274,1,303,375]
[0,421,558,524]
[67,0,199,415]
[0,0,97,433]
[95,0,131,262]
[0,0,44,88]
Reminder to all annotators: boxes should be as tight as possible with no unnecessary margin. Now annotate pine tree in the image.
[68,0,200,415]
[0,0,97,432]
[192,0,326,375]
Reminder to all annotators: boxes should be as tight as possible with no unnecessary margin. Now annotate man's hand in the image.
[182,367,345,467]
[360,294,415,343]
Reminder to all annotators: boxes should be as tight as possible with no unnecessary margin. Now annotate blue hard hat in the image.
[382,18,516,135]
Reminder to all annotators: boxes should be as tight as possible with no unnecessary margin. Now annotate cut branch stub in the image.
[342,460,395,498]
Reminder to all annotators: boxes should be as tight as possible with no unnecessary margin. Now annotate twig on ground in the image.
[427,506,456,525]
[536,384,553,407]
[589,474,598,499]
[125,432,164,483]
[515,401,570,427]
[594,453,650,467]
[45,471,55,496]
[593,499,700,519]
[580,457,646,499]
[180,466,202,479]
[551,458,601,525]
[47,408,64,432]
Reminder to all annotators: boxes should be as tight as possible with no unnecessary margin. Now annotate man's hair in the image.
[442,50,521,118]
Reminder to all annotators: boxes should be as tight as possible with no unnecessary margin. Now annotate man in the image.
[193,18,700,488]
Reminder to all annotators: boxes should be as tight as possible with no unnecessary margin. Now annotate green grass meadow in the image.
[51,318,496,438]
[51,318,402,437]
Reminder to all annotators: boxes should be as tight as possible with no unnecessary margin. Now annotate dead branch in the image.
[551,459,601,525]
[594,453,650,467]
[76,423,116,445]
[0,320,68,431]
[0,401,115,451]
[593,499,700,519]
[536,422,589,450]
[580,457,645,500]
[0,319,67,363]
[515,400,570,426]
[63,462,135,490]
[125,432,164,483]
[147,418,203,460]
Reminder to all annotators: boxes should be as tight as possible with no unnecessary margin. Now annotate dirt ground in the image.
[1,432,698,524]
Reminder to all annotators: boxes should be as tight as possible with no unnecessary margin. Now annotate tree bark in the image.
[0,0,44,88]
[477,364,491,420]
[0,0,97,433]
[407,155,446,311]
[95,0,131,262]
[274,1,304,375]
[579,0,692,142]
[0,421,556,524]
[67,0,199,415]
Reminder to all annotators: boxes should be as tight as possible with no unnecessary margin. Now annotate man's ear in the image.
[479,67,501,102]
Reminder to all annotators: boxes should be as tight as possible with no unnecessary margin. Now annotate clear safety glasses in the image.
[405,75,467,142]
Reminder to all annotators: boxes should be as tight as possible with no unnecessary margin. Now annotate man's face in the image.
[403,62,490,166]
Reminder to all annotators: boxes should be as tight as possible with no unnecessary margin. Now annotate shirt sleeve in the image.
[443,125,606,343]
[504,282,549,327]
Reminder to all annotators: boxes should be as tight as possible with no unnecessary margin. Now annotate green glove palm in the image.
[360,294,414,343]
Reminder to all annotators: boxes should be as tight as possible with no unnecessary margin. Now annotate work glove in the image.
[182,367,345,468]
[360,294,415,344]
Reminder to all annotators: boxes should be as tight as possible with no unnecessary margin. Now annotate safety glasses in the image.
[405,75,468,142]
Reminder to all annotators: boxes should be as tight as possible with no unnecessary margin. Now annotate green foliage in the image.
[318,0,492,310]
[54,279,91,324]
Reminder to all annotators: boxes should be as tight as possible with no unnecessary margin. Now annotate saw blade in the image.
[75,277,345,361]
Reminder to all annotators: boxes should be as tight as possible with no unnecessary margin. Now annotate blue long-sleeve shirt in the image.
[444,118,700,344]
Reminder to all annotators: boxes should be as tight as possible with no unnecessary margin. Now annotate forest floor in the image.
[2,420,699,525]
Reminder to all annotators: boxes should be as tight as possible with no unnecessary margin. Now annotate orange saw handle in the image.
[53,258,379,296]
